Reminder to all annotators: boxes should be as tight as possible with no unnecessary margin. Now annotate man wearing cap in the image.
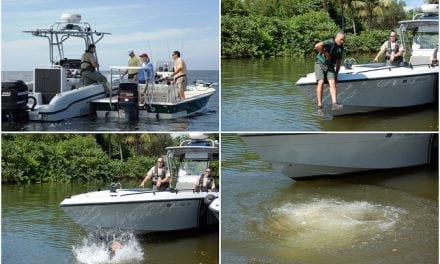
[169,50,187,100]
[139,157,170,191]
[80,44,112,96]
[137,53,154,84]
[137,53,155,104]
[121,49,140,81]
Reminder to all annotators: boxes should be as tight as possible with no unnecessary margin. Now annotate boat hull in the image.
[28,84,117,122]
[296,64,438,116]
[241,133,432,179]
[208,198,220,220]
[92,88,215,119]
[60,189,218,233]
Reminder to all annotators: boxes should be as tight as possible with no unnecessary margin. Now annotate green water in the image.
[221,57,438,131]
[2,182,219,264]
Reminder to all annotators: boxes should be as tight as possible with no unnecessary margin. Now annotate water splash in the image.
[269,198,407,249]
[72,229,143,264]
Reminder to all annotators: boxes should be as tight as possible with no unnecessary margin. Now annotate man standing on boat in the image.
[373,31,404,66]
[121,49,141,81]
[137,53,155,104]
[139,157,170,191]
[314,32,345,116]
[80,44,112,96]
[169,51,187,100]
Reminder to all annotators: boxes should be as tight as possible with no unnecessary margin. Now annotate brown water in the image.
[221,134,438,264]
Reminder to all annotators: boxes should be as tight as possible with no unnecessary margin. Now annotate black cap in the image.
[88,44,96,50]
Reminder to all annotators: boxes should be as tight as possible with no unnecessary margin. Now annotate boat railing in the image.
[179,138,217,147]
[346,62,435,75]
[110,66,178,105]
[118,187,199,197]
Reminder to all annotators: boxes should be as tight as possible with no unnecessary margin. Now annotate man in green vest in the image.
[373,31,404,66]
[139,157,170,191]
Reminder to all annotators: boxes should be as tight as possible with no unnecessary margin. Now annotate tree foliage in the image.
[221,0,410,58]
[1,134,216,184]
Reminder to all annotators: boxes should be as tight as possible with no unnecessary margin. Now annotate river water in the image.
[1,70,219,132]
[2,182,219,264]
[221,57,438,131]
[221,134,438,264]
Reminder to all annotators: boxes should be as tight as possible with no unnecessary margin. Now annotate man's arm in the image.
[374,42,387,62]
[394,44,405,58]
[172,59,183,77]
[89,55,99,68]
[315,42,331,60]
[139,168,153,187]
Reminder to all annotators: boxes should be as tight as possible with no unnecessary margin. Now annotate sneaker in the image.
[317,106,325,117]
[331,103,343,111]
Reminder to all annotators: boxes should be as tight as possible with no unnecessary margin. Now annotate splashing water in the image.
[269,198,407,250]
[72,230,144,264]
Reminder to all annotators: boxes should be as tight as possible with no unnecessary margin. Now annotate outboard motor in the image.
[2,80,30,122]
[109,182,121,193]
[118,82,139,121]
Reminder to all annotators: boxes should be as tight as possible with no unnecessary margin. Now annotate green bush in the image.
[345,30,389,54]
[2,135,158,184]
[221,11,340,58]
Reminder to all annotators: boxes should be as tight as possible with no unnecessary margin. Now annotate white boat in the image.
[241,133,435,179]
[1,14,118,122]
[60,135,219,233]
[91,66,216,120]
[296,4,439,116]
[209,197,220,220]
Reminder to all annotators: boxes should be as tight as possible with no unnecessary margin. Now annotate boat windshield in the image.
[413,32,438,50]
[178,160,209,177]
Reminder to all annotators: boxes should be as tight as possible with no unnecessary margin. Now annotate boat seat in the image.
[176,182,194,190]
[409,55,431,65]
[59,59,82,69]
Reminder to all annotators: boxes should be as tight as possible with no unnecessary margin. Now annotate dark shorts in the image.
[315,63,336,81]
[128,73,138,80]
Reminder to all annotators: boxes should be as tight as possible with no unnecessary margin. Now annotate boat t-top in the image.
[2,14,117,122]
[296,4,439,116]
[60,134,219,233]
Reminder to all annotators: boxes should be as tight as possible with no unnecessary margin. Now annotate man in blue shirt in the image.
[138,53,154,104]
[314,32,345,116]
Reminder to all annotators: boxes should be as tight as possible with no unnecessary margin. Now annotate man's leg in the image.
[94,72,112,97]
[176,78,186,100]
[316,80,324,107]
[328,79,337,104]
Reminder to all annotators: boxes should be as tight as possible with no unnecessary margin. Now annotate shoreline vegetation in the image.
[221,0,429,59]
[1,134,219,185]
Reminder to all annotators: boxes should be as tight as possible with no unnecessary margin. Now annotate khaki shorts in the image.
[315,63,336,81]
[175,76,187,92]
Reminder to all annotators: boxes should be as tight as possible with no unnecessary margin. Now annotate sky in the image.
[404,0,426,10]
[1,0,219,71]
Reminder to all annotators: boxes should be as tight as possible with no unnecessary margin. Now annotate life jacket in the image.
[329,39,344,60]
[386,40,401,56]
[152,165,169,188]
[198,175,214,191]
[317,39,343,65]
[80,51,95,72]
